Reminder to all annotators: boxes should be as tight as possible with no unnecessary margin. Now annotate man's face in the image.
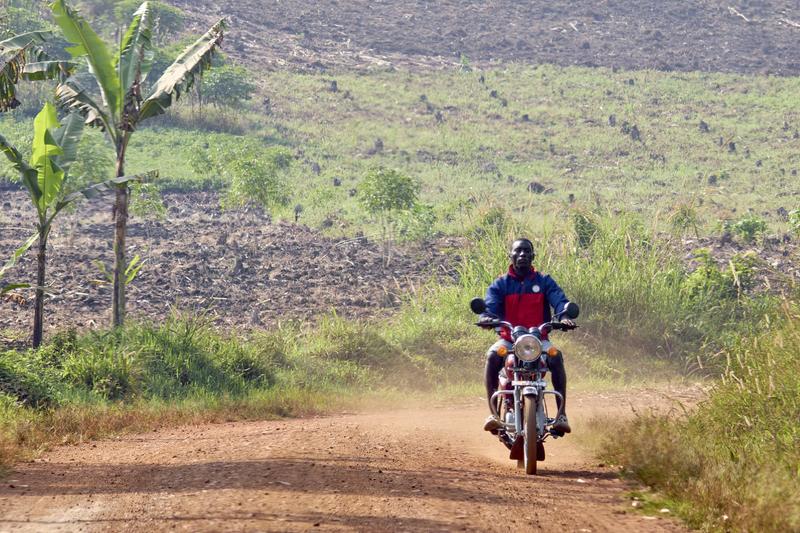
[510,240,533,271]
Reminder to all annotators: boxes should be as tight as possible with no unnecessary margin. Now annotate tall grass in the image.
[462,208,775,363]
[601,301,800,531]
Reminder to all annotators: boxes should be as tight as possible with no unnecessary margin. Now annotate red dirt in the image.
[0,388,694,532]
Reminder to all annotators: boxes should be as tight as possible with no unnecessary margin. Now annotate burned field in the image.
[0,190,456,338]
[175,0,800,75]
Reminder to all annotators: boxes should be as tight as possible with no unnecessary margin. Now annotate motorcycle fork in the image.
[513,385,523,435]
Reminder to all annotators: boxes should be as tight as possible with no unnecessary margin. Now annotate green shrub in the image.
[129,182,167,220]
[201,65,257,109]
[729,214,767,243]
[669,201,700,236]
[681,248,730,304]
[218,343,276,385]
[572,209,600,248]
[305,315,395,365]
[189,138,293,210]
[682,249,761,306]
[472,205,509,237]
[224,147,292,209]
[63,129,114,194]
[0,350,59,407]
[62,346,137,401]
[395,203,438,241]
[358,167,419,214]
[789,209,800,234]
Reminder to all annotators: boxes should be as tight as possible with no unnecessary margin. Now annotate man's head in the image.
[509,238,534,275]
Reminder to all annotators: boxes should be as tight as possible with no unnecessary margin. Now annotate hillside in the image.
[173,0,800,75]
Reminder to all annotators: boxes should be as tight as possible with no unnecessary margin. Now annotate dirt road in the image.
[0,390,689,532]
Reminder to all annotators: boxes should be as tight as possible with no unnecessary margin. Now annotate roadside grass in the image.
[592,302,800,532]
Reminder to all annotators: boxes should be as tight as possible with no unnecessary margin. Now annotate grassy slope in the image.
[3,65,800,237]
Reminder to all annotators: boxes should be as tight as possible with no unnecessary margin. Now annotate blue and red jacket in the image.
[484,266,570,340]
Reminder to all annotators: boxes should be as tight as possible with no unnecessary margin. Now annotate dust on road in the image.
[0,390,690,532]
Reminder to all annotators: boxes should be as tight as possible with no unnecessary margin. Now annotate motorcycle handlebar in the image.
[473,320,578,332]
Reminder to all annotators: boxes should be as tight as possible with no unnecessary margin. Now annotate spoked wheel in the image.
[523,395,538,475]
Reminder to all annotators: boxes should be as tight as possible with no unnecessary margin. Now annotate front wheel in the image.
[523,395,538,475]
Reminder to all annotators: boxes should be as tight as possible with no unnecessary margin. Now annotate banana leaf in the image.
[52,111,84,174]
[139,19,225,121]
[117,2,154,97]
[30,102,65,210]
[55,79,113,134]
[50,0,121,120]
[0,132,41,203]
[22,60,77,81]
[0,232,38,279]
[55,170,157,212]
[0,31,53,50]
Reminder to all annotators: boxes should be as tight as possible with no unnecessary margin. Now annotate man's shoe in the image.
[483,415,503,433]
[553,414,572,434]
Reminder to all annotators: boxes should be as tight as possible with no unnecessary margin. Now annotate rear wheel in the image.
[523,395,538,475]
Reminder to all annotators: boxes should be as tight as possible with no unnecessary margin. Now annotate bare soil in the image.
[0,388,696,532]
[0,190,456,341]
[174,0,800,75]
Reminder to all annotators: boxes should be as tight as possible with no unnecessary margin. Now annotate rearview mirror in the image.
[470,297,486,314]
[563,301,580,319]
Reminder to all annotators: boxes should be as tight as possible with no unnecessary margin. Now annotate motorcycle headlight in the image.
[514,334,542,362]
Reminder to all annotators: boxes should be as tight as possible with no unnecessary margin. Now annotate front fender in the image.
[522,387,538,396]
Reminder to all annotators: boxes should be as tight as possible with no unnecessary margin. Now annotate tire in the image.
[523,395,538,475]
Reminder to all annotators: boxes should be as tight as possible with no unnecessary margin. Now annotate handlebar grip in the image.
[550,322,578,331]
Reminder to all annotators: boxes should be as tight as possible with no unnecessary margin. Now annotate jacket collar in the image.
[507,264,537,281]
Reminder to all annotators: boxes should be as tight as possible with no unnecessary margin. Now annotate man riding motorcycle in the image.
[480,238,574,434]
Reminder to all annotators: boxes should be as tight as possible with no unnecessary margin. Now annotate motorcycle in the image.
[470,297,579,475]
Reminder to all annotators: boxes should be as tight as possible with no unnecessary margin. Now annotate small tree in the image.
[358,167,419,262]
[49,0,225,327]
[201,63,256,109]
[0,103,146,346]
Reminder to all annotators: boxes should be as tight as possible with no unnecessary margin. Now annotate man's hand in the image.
[560,317,576,327]
[478,314,497,329]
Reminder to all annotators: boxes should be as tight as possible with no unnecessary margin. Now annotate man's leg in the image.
[547,351,571,433]
[483,339,511,432]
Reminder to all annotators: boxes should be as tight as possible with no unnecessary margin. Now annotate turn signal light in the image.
[497,345,508,356]
[547,346,560,357]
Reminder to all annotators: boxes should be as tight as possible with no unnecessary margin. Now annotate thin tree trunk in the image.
[111,137,129,327]
[32,229,47,348]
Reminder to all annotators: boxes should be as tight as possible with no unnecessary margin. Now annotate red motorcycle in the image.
[471,297,579,475]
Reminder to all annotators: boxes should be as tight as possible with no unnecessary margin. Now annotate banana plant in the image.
[48,0,225,327]
[0,102,152,347]
[0,30,76,111]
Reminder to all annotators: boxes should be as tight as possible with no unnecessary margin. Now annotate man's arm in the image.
[542,274,569,317]
[484,276,506,319]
